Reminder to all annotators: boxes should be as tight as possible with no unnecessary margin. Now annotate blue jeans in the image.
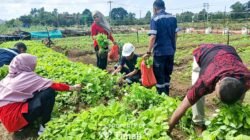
[153,55,174,95]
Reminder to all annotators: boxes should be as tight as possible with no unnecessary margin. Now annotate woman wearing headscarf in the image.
[0,54,81,135]
[91,10,114,70]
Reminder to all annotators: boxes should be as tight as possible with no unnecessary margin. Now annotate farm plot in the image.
[0,41,192,140]
[52,33,250,139]
[0,33,250,139]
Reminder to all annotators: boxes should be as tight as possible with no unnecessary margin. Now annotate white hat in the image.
[122,43,135,57]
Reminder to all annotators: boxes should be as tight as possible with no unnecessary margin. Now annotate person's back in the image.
[146,0,178,94]
[0,42,27,67]
[168,44,250,133]
[151,10,177,56]
[0,48,19,67]
[187,44,250,104]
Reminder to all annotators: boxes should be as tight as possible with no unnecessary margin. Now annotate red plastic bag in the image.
[140,60,156,87]
[108,45,119,61]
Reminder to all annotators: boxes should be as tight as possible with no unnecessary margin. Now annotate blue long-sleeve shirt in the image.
[148,10,177,56]
[0,48,19,67]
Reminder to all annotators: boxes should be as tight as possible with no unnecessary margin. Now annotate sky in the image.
[0,0,249,20]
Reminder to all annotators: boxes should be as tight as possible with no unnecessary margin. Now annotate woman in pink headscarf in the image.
[0,53,81,135]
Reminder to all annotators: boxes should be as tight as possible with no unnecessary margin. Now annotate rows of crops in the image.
[0,41,192,139]
[0,33,250,139]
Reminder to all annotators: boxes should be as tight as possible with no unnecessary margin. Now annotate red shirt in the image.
[91,22,114,48]
[0,83,70,132]
[187,44,250,105]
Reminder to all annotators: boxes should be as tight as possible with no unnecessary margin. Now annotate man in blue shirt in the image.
[146,0,178,95]
[0,42,27,67]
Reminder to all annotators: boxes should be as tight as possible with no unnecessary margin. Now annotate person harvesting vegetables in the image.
[0,54,82,135]
[112,43,140,84]
[145,0,178,95]
[0,42,27,67]
[168,44,250,134]
[91,10,114,70]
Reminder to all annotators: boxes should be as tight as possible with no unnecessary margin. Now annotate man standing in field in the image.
[0,42,27,67]
[146,0,178,95]
[168,44,250,133]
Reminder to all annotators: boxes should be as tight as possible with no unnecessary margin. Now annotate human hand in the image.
[70,84,82,92]
[143,53,150,59]
[111,71,116,76]
[113,41,117,45]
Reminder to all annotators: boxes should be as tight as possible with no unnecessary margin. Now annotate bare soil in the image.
[0,124,38,140]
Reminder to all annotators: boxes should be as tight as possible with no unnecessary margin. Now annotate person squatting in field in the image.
[91,10,115,70]
[0,54,82,135]
[112,43,141,84]
[0,42,27,67]
[168,44,250,134]
[145,0,179,95]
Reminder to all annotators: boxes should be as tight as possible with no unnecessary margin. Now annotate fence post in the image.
[136,30,139,43]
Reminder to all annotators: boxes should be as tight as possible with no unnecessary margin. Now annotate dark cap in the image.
[153,0,165,10]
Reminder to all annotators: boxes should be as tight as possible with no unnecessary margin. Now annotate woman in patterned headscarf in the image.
[91,10,115,70]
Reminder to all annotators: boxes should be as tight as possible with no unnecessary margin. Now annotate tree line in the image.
[176,1,250,23]
[4,7,151,28]
[4,1,250,28]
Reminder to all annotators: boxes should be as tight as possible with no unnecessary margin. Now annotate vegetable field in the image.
[0,33,250,140]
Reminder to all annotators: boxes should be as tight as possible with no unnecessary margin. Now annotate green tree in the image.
[198,9,208,21]
[52,8,59,27]
[247,1,250,9]
[176,11,194,22]
[19,15,32,27]
[124,12,136,25]
[145,11,151,19]
[111,7,128,21]
[82,9,93,26]
[230,2,245,19]
[5,19,22,27]
[144,11,151,23]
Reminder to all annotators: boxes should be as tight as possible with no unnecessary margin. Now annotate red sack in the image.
[140,60,157,87]
[108,45,119,61]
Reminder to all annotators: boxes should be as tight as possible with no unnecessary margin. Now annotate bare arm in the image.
[168,96,192,133]
[125,69,138,78]
[147,35,156,53]
[112,65,122,75]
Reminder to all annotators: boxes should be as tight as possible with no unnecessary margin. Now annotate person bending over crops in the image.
[168,44,250,134]
[0,54,81,135]
[112,43,140,84]
[91,10,115,70]
[144,0,178,95]
[0,42,27,67]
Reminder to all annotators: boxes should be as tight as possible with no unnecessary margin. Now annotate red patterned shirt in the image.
[187,44,250,105]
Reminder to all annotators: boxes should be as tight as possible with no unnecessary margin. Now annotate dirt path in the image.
[0,124,38,140]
